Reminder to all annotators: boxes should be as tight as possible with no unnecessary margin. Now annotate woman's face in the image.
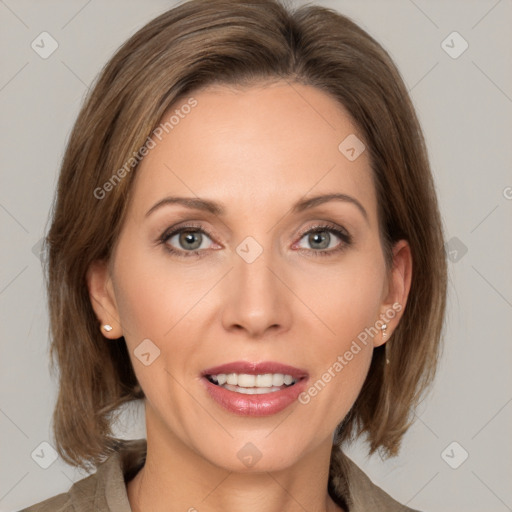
[88,81,410,471]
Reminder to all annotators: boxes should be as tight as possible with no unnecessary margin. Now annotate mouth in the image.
[200,361,309,416]
[204,372,302,394]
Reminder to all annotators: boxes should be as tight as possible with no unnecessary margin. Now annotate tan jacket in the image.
[21,439,420,512]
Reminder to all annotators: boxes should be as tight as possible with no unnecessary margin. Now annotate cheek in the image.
[303,252,386,342]
[110,238,184,344]
[110,237,216,392]
[295,252,385,416]
[110,244,192,410]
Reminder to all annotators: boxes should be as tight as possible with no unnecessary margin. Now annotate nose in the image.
[220,246,292,338]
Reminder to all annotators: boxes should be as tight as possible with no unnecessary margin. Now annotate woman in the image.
[22,0,447,510]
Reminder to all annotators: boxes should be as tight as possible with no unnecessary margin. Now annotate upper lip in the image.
[202,361,309,380]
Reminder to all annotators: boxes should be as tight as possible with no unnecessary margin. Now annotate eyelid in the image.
[295,221,351,241]
[160,221,215,240]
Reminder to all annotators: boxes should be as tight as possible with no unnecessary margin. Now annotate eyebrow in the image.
[145,193,369,223]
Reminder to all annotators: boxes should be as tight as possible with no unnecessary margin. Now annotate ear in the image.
[374,239,412,347]
[86,260,122,339]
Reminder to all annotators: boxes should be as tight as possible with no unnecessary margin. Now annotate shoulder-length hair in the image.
[45,0,447,470]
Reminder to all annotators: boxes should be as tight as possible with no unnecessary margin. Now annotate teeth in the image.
[226,373,237,385]
[283,374,294,385]
[208,373,296,388]
[223,384,284,394]
[257,374,273,387]
[272,374,284,386]
[238,374,256,387]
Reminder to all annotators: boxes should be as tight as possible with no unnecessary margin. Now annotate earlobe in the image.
[86,260,122,338]
[374,239,412,347]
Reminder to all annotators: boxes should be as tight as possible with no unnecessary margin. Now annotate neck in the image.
[126,408,344,512]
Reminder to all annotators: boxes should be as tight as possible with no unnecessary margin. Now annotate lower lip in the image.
[202,376,308,417]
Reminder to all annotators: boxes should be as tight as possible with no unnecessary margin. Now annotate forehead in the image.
[129,81,377,223]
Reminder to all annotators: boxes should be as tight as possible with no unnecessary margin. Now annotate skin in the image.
[87,81,412,512]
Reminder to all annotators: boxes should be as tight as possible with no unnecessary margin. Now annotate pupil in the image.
[180,231,201,250]
[310,231,329,249]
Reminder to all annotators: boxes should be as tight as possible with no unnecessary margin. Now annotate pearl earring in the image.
[103,324,113,332]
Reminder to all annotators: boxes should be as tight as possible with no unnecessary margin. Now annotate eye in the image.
[159,223,217,257]
[158,222,352,258]
[295,224,352,256]
[169,230,211,251]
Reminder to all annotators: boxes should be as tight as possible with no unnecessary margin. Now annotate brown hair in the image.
[45,0,447,470]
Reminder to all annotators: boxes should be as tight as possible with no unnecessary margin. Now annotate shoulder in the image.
[19,491,73,512]
[20,439,146,512]
[330,447,423,512]
[19,467,101,512]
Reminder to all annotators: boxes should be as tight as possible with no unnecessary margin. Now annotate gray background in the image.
[1,0,511,511]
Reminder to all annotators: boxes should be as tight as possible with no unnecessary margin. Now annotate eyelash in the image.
[158,222,352,258]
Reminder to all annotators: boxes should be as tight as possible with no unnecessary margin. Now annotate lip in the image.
[201,361,309,417]
[201,361,309,380]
